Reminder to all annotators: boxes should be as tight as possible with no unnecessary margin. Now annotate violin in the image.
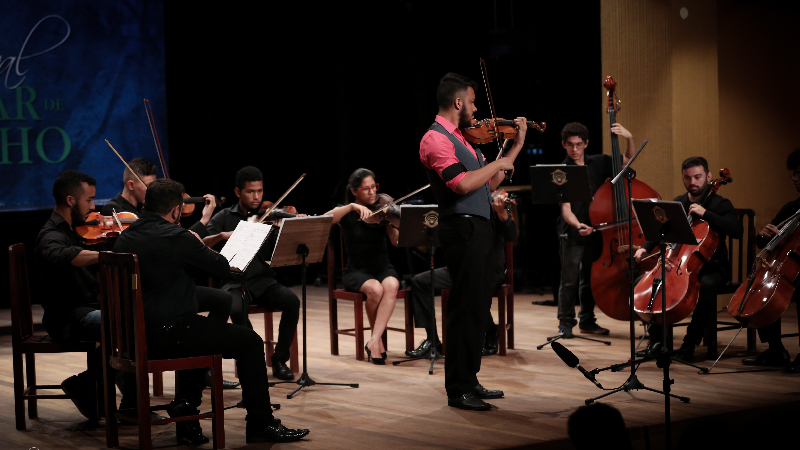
[589,76,661,321]
[633,168,733,325]
[75,211,138,244]
[727,206,800,328]
[363,193,401,228]
[463,118,546,145]
[248,200,298,224]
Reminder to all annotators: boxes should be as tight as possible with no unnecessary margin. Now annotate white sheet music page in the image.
[220,220,273,272]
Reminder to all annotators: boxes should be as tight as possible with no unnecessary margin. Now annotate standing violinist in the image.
[634,156,743,361]
[556,122,636,339]
[419,72,526,411]
[324,168,400,364]
[204,166,300,381]
[742,148,800,372]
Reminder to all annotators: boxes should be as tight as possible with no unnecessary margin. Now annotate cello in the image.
[589,77,661,321]
[633,169,733,325]
[727,207,800,329]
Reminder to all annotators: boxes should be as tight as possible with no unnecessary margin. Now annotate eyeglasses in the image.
[791,171,800,180]
[359,183,379,193]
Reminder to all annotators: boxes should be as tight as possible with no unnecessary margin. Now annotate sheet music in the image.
[219,220,273,272]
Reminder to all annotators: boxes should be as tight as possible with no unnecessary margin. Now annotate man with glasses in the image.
[556,122,636,339]
[742,148,800,372]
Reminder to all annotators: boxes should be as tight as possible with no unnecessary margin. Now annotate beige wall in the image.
[601,0,800,231]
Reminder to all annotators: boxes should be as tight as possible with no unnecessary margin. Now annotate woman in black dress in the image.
[325,168,399,364]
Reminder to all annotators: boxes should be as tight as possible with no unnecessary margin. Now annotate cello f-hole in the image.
[603,238,619,268]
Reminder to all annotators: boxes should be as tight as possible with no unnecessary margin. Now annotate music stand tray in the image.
[530,164,592,204]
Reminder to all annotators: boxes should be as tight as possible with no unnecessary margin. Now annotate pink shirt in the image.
[419,115,487,192]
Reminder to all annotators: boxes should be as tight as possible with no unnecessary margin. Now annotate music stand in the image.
[268,215,359,398]
[392,205,444,374]
[530,164,611,348]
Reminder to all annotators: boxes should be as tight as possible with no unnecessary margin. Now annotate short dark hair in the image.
[681,156,709,174]
[568,403,632,450]
[52,170,96,207]
[124,157,158,185]
[436,73,477,110]
[143,178,185,216]
[236,166,263,190]
[787,148,800,170]
[561,122,589,143]
[346,168,375,202]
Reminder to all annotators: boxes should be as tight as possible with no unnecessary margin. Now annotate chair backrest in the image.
[98,252,147,372]
[8,243,34,344]
[727,208,756,285]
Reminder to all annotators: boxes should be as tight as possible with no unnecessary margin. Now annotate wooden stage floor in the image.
[1,286,799,449]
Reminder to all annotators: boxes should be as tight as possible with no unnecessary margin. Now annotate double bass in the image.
[633,169,733,325]
[589,77,661,321]
[727,206,800,329]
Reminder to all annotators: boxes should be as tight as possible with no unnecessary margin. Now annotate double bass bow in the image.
[589,76,661,321]
[727,206,800,328]
[633,169,733,325]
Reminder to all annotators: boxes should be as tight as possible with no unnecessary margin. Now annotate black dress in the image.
[338,210,398,292]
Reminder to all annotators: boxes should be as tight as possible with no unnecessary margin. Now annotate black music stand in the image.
[268,216,359,398]
[392,205,444,374]
[530,165,611,348]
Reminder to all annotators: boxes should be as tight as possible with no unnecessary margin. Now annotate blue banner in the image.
[0,1,167,211]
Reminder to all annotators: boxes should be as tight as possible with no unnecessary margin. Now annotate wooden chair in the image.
[9,243,100,430]
[441,241,515,356]
[670,208,758,356]
[249,304,300,373]
[326,224,414,360]
[98,252,224,450]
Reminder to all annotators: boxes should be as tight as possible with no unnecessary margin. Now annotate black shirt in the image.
[339,210,392,270]
[100,193,140,216]
[206,203,277,297]
[558,154,615,240]
[35,211,104,339]
[113,212,230,329]
[756,197,800,249]
[643,192,743,275]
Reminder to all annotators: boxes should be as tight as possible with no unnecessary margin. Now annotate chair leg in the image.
[508,292,515,349]
[137,369,152,450]
[330,298,339,356]
[498,293,507,356]
[404,296,414,352]
[355,296,365,361]
[211,355,225,449]
[290,328,300,373]
[152,372,163,397]
[441,291,448,355]
[12,349,25,430]
[265,311,275,363]
[25,352,37,419]
[103,364,120,448]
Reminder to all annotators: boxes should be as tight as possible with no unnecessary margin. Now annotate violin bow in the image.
[479,59,504,159]
[367,184,431,217]
[105,139,147,189]
[144,98,170,179]
[257,174,306,224]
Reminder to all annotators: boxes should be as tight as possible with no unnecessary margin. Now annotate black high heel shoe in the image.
[365,344,386,365]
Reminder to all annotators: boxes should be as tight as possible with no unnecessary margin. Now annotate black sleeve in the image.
[176,228,231,279]
[37,230,83,268]
[206,209,227,235]
[703,197,743,240]
[188,220,210,238]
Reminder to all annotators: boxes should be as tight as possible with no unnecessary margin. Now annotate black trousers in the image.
[757,290,800,346]
[409,266,504,336]
[438,216,496,398]
[196,286,232,324]
[557,238,597,329]
[147,314,273,427]
[648,265,727,347]
[226,278,300,364]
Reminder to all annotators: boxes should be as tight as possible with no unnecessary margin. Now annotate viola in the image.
[75,211,138,244]
[589,76,662,321]
[633,169,733,325]
[727,207,800,328]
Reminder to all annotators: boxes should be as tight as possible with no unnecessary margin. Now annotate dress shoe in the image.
[482,343,498,356]
[118,400,167,422]
[166,399,209,445]
[743,347,790,367]
[472,383,504,399]
[61,373,99,421]
[271,360,295,380]
[673,344,695,362]
[787,354,800,373]
[448,392,491,411]
[579,323,610,335]
[635,340,662,358]
[365,344,385,365]
[406,338,441,358]
[246,419,310,443]
[204,369,240,389]
[558,325,574,338]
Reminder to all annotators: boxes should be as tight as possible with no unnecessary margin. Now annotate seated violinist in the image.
[634,156,743,361]
[100,157,157,215]
[742,148,800,372]
[204,166,300,381]
[325,168,400,364]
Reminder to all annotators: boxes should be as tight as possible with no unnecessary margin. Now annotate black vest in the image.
[424,122,492,219]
